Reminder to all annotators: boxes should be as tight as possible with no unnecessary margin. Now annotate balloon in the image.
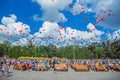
[108,13,111,16]
[48,35,51,39]
[109,9,112,12]
[80,4,83,6]
[100,17,105,21]
[68,4,71,7]
[19,30,23,34]
[7,31,9,34]
[50,20,54,22]
[112,14,115,16]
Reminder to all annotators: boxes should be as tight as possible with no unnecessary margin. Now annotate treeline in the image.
[0,39,120,59]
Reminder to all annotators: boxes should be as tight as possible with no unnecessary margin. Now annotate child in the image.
[4,63,9,76]
[32,62,35,71]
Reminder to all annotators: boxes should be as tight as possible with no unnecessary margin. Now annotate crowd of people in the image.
[0,57,12,76]
[71,59,120,71]
[0,57,120,77]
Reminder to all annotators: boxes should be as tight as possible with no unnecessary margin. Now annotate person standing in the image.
[4,63,9,76]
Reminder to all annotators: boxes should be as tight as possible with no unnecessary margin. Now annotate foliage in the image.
[0,39,120,59]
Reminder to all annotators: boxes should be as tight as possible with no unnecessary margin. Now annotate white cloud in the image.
[33,22,104,46]
[32,14,41,21]
[87,23,95,30]
[12,38,29,46]
[32,0,72,22]
[71,0,120,29]
[106,29,120,42]
[71,2,86,15]
[71,0,98,15]
[1,14,17,26]
[33,21,65,46]
[0,15,104,47]
[95,0,120,29]
[0,14,31,44]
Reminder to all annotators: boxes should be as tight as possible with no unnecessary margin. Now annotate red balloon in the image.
[7,31,9,34]
[19,30,23,34]
[100,17,105,21]
[50,20,54,22]
[108,13,111,16]
[48,35,51,39]
[109,9,112,12]
[68,4,70,7]
[112,14,115,16]
[61,17,64,20]
[96,16,98,19]
[80,4,83,6]
[43,29,45,31]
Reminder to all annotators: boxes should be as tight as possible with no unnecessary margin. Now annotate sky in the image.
[0,0,120,47]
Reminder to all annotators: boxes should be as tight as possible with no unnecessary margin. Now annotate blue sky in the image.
[0,0,120,46]
[0,0,42,34]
